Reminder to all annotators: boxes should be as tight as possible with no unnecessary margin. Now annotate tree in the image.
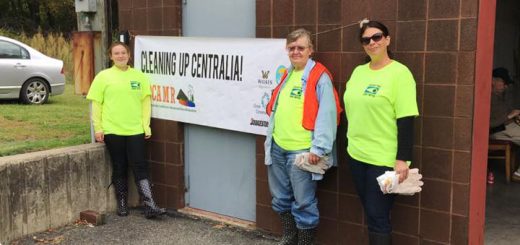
[0,0,76,35]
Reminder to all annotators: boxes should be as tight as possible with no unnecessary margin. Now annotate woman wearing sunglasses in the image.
[343,20,419,244]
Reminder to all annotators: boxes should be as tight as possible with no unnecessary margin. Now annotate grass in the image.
[0,84,91,156]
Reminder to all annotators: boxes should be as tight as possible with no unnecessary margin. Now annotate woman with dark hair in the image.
[87,42,166,219]
[343,20,419,244]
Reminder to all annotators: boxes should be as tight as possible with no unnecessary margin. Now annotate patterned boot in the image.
[113,178,129,216]
[136,178,166,219]
[297,228,316,245]
[278,212,297,245]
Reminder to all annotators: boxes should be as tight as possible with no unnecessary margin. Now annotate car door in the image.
[0,40,31,91]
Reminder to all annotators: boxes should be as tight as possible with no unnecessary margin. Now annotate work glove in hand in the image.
[376,168,423,195]
[293,152,331,174]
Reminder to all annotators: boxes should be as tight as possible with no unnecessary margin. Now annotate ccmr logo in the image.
[177,85,196,107]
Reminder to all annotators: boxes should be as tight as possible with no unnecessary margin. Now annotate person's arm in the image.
[310,73,337,163]
[142,95,152,138]
[92,101,104,142]
[394,116,414,183]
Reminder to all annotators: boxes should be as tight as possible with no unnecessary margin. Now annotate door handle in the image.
[14,63,26,68]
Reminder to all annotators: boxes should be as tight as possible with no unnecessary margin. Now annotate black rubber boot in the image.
[368,232,392,245]
[278,212,297,245]
[113,178,129,216]
[297,228,316,245]
[136,179,166,219]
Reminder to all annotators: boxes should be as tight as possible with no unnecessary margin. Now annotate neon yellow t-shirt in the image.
[344,61,419,167]
[273,70,312,150]
[87,66,152,136]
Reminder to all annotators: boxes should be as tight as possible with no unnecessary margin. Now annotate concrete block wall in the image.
[0,144,119,243]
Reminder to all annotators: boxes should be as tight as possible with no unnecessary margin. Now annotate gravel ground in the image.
[8,209,278,245]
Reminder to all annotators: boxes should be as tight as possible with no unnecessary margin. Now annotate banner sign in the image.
[134,36,289,135]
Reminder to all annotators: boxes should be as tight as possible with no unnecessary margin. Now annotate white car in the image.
[0,35,65,104]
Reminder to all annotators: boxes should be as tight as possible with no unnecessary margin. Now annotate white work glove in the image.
[376,168,423,195]
[293,152,331,174]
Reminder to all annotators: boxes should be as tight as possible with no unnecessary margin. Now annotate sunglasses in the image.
[286,46,308,52]
[360,32,385,45]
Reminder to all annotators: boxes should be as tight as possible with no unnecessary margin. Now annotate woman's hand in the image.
[394,160,409,183]
[95,132,104,143]
[144,135,151,140]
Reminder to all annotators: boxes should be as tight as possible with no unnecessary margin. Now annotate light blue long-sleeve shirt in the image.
[264,59,338,180]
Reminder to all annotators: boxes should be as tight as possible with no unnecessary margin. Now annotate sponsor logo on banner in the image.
[253,92,270,115]
[250,118,269,127]
[258,70,273,86]
[177,85,196,108]
[276,65,287,84]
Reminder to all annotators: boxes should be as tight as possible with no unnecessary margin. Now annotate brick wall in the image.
[255,0,479,244]
[116,0,481,243]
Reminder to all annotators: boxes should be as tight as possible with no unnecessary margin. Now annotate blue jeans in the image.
[348,154,395,234]
[267,141,319,229]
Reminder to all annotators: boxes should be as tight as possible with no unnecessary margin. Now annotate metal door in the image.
[182,0,256,221]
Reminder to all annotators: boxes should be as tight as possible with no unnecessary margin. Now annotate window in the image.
[0,41,30,59]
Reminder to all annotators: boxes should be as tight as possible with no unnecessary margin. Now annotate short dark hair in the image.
[493,67,514,85]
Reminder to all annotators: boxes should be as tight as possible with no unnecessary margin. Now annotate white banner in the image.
[134,36,289,135]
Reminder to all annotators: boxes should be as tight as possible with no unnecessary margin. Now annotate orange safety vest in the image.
[266,62,343,130]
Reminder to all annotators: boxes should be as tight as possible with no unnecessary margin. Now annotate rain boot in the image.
[113,178,129,216]
[278,212,297,245]
[297,228,316,245]
[136,178,166,219]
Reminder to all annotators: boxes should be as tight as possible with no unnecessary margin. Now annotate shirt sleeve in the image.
[394,67,419,119]
[310,73,337,157]
[86,72,106,103]
[91,101,103,133]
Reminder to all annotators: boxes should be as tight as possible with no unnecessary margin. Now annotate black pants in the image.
[348,153,395,234]
[104,134,149,181]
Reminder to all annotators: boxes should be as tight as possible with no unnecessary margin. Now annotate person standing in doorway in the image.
[343,20,419,244]
[87,42,166,219]
[265,28,342,244]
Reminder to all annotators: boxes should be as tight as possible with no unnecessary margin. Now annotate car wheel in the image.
[20,78,50,104]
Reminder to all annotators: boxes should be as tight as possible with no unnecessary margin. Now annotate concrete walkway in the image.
[7,210,278,245]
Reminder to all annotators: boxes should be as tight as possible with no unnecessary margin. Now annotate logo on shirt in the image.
[363,84,380,97]
[130,81,141,90]
[290,86,303,99]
